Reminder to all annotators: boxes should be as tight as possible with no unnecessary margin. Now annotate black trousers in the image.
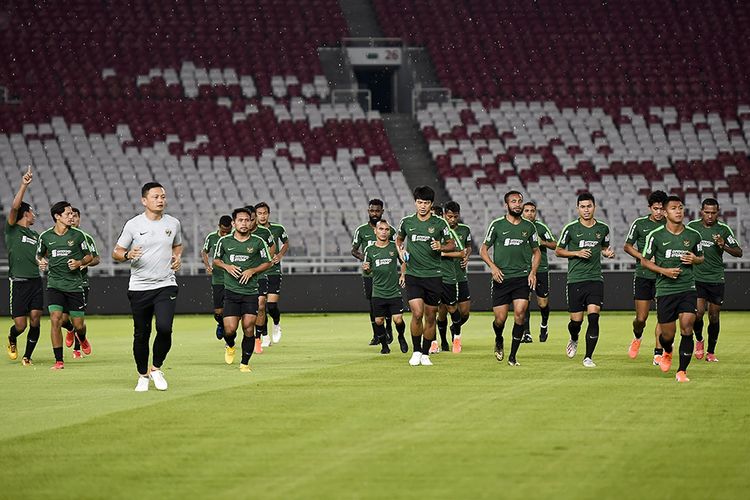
[128,286,178,375]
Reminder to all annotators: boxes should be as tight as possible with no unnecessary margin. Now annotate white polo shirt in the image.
[116,213,182,291]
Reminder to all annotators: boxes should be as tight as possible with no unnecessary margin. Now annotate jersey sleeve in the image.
[213,237,225,260]
[278,225,289,244]
[172,219,183,246]
[351,227,362,249]
[86,235,99,257]
[723,225,740,249]
[601,224,611,248]
[397,219,407,241]
[557,224,570,249]
[625,219,639,245]
[259,237,272,262]
[36,233,47,257]
[202,233,212,252]
[115,220,134,249]
[389,225,396,242]
[483,221,496,246]
[693,233,704,257]
[642,231,656,260]
[528,222,539,248]
[440,219,452,243]
[79,232,92,257]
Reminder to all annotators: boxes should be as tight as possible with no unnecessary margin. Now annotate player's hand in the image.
[663,267,682,279]
[528,272,537,290]
[22,165,33,185]
[713,234,725,249]
[127,246,143,261]
[362,262,371,272]
[67,258,81,270]
[680,252,697,265]
[37,257,48,271]
[578,248,592,259]
[226,265,242,279]
[170,254,181,271]
[491,265,504,283]
[602,247,615,259]
[205,266,213,276]
[239,269,254,284]
[430,239,441,251]
[399,273,405,288]
[460,254,469,269]
[271,254,281,265]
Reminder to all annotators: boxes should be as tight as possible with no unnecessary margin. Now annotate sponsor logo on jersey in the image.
[701,239,714,248]
[375,258,393,267]
[51,249,72,258]
[504,238,525,246]
[666,249,689,258]
[411,235,432,242]
[578,240,598,248]
[21,235,37,245]
[229,254,250,263]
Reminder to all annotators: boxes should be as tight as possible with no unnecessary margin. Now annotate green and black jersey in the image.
[363,241,403,299]
[4,221,40,279]
[203,230,226,285]
[687,219,740,284]
[532,219,555,274]
[78,228,98,287]
[265,222,289,276]
[352,222,396,276]
[483,217,539,278]
[625,215,665,279]
[214,234,271,295]
[397,214,452,279]
[643,225,703,297]
[557,219,610,283]
[36,226,91,292]
[252,225,276,279]
[445,223,472,284]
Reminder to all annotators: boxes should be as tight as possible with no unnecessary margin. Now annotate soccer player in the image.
[201,215,233,341]
[434,201,471,354]
[362,219,408,354]
[5,166,42,365]
[62,207,101,359]
[555,192,615,368]
[256,202,289,343]
[36,201,93,370]
[113,182,182,392]
[396,186,454,366]
[480,191,540,366]
[352,199,396,345]
[521,201,556,342]
[213,207,272,371]
[641,195,704,382]
[687,198,743,362]
[246,205,276,352]
[624,190,668,364]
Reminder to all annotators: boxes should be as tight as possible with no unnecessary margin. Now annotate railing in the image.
[332,88,372,113]
[412,86,451,117]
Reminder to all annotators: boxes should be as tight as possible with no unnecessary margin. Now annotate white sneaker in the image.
[134,376,149,392]
[420,354,433,366]
[261,335,271,348]
[409,351,422,366]
[272,325,282,343]
[566,339,578,358]
[150,369,168,391]
[583,357,596,368]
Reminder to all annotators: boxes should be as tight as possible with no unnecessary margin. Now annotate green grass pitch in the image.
[2,311,749,500]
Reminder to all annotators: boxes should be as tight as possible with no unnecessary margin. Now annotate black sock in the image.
[422,337,433,355]
[9,325,22,340]
[411,335,422,353]
[76,327,86,342]
[396,321,406,337]
[523,308,531,332]
[225,334,236,348]
[436,319,448,344]
[694,318,704,341]
[53,346,63,362]
[214,314,223,326]
[493,321,505,345]
[385,316,393,335]
[449,310,461,326]
[369,308,377,337]
[585,313,600,359]
[510,322,523,360]
[267,302,280,325]
[241,335,254,364]
[659,334,674,354]
[654,348,664,356]
[74,336,81,350]
[374,323,386,345]
[707,322,720,353]
[568,320,583,342]
[632,319,645,339]
[678,334,694,372]
[61,319,74,331]
[255,323,267,338]
[540,305,550,327]
[23,325,40,359]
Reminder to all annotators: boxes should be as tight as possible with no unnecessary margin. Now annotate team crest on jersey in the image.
[67,240,74,246]
[595,232,601,240]
[247,247,255,254]
[165,229,172,236]
[684,239,691,247]
[522,231,528,237]
[389,251,395,257]
[428,226,435,234]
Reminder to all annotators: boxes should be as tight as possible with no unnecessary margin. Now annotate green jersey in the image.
[363,241,403,299]
[483,217,539,279]
[203,230,226,285]
[36,226,91,292]
[78,229,98,287]
[642,225,703,297]
[252,225,276,278]
[687,220,741,284]
[264,222,288,276]
[4,221,40,279]
[352,222,396,275]
[397,214,452,279]
[532,219,555,273]
[214,233,271,295]
[557,219,611,284]
[625,215,665,279]
[444,223,472,283]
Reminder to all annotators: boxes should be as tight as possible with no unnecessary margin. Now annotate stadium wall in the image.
[2,272,749,315]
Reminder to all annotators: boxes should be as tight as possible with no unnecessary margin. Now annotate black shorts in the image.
[404,275,442,307]
[696,281,724,306]
[258,277,269,297]
[657,291,697,323]
[441,282,459,306]
[47,288,87,316]
[363,276,373,300]
[212,284,225,310]
[266,275,282,295]
[223,290,259,317]
[62,286,90,315]
[9,277,44,318]
[372,296,404,317]
[457,280,471,302]
[566,281,604,313]
[534,272,550,298]
[492,276,530,307]
[633,276,656,301]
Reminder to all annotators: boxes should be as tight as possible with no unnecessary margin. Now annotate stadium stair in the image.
[338,0,385,38]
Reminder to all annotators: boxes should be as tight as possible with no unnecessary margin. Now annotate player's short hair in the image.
[577,192,595,205]
[219,215,232,227]
[232,207,253,219]
[523,201,537,209]
[504,190,523,204]
[254,202,270,212]
[666,195,683,206]
[701,197,719,209]
[444,201,461,214]
[17,202,32,220]
[431,205,443,216]
[71,207,81,216]
[647,190,668,207]
[376,218,389,226]
[141,182,164,197]
[368,198,384,208]
[413,185,435,202]
[50,200,70,220]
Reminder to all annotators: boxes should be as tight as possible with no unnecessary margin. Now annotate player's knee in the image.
[374,317,384,326]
